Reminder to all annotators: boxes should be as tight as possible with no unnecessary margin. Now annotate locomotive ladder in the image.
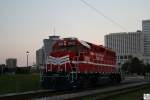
[71,56,79,82]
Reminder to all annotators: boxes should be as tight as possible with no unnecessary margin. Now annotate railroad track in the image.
[35,81,150,100]
[69,82,150,100]
[0,77,149,100]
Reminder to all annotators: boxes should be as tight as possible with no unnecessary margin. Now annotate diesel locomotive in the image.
[41,37,121,89]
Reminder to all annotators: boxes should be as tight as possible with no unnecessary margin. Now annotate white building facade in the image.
[143,20,150,64]
[105,31,143,67]
[105,19,150,67]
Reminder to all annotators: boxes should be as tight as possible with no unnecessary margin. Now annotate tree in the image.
[121,57,145,75]
[121,61,130,73]
[145,63,150,73]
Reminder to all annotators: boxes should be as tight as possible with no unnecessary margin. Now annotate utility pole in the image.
[26,51,29,68]
[53,27,56,36]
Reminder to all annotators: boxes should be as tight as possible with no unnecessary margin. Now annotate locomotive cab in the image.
[42,38,80,89]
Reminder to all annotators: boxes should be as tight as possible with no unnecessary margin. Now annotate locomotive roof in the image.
[78,40,91,49]
[84,41,115,53]
[53,37,115,53]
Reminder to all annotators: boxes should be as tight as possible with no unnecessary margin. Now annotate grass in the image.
[0,73,41,94]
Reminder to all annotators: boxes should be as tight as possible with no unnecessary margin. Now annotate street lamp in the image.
[26,51,29,68]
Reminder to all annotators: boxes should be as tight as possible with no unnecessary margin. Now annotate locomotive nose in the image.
[47,55,70,65]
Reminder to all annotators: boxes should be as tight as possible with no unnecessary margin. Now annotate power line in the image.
[80,0,128,31]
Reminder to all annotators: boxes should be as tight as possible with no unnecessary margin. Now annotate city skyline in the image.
[0,0,150,66]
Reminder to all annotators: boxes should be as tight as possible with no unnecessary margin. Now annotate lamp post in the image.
[26,51,29,68]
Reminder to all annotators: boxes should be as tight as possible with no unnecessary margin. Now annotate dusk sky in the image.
[0,0,150,66]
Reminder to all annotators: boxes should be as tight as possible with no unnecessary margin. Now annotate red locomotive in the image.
[42,37,121,89]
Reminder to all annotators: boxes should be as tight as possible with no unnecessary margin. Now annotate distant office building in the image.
[36,47,44,68]
[36,35,60,68]
[0,64,5,68]
[0,64,6,75]
[142,20,150,64]
[6,58,17,73]
[105,19,150,66]
[105,31,143,67]
[6,58,17,68]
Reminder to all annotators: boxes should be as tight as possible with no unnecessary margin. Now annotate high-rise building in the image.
[143,20,150,56]
[105,19,150,66]
[105,31,143,67]
[142,20,150,63]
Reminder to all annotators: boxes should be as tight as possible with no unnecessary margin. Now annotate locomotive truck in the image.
[41,37,122,89]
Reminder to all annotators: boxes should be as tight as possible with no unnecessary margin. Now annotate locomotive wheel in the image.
[78,75,91,88]
[110,74,121,84]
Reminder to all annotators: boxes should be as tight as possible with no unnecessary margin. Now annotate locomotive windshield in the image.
[55,45,77,52]
[53,40,78,53]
